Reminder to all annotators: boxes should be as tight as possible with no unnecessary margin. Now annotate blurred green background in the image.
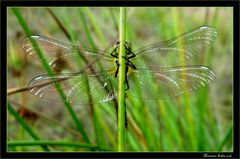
[7,7,233,152]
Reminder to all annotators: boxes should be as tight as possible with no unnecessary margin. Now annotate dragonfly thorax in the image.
[111,41,137,90]
[113,41,133,57]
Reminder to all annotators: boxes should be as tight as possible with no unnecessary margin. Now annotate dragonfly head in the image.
[114,41,132,53]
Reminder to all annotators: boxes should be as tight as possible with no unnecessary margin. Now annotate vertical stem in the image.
[118,7,126,152]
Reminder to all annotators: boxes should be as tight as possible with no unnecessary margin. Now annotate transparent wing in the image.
[21,35,115,72]
[28,71,118,105]
[132,26,217,68]
[128,66,215,99]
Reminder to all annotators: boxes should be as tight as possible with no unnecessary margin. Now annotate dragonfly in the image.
[21,26,217,105]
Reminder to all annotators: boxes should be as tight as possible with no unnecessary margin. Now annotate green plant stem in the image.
[7,102,50,151]
[118,7,127,152]
[8,140,111,151]
[83,7,108,47]
[217,124,233,151]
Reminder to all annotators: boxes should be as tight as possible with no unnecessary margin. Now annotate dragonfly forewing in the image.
[132,26,217,68]
[21,35,115,73]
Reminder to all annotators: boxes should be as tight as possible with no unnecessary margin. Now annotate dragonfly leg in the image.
[125,77,129,90]
[110,46,119,59]
[125,109,128,130]
[127,59,137,70]
[125,66,130,90]
[114,60,119,77]
[126,50,137,69]
[127,50,136,59]
[122,56,137,70]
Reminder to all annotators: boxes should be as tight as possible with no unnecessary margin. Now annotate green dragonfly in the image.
[21,26,217,105]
